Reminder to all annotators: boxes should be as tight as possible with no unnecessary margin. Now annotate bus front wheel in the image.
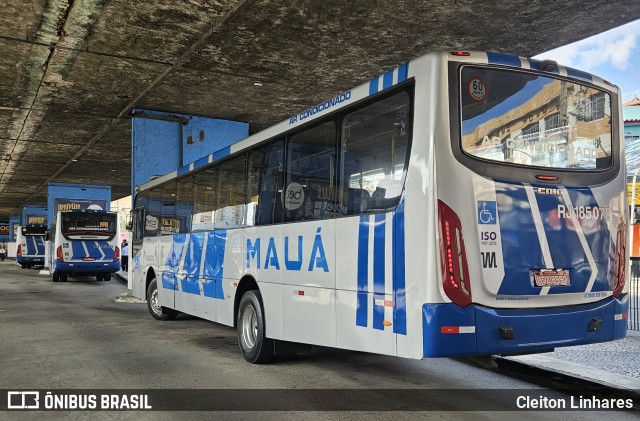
[237,290,274,364]
[146,278,178,321]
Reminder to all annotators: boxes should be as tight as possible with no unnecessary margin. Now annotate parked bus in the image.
[16,225,46,268]
[48,210,120,282]
[129,51,628,363]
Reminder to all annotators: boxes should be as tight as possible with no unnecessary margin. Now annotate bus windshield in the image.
[460,66,612,170]
[21,226,47,236]
[61,213,117,239]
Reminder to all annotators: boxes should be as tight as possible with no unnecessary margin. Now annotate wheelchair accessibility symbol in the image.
[477,201,497,224]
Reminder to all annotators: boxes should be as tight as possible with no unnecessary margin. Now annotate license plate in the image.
[532,269,570,287]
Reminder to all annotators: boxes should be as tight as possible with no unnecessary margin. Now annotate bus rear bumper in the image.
[53,261,120,273]
[16,256,44,264]
[422,295,628,358]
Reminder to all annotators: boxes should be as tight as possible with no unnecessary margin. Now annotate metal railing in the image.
[629,260,640,331]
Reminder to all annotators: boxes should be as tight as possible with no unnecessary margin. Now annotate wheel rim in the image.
[241,305,258,350]
[150,287,162,315]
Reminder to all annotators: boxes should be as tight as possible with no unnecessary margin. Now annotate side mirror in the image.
[125,211,133,231]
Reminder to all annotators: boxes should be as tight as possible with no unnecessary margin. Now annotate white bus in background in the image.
[129,50,628,363]
[15,225,46,269]
[47,210,120,282]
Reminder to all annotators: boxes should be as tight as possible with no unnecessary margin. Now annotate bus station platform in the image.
[112,267,640,394]
[502,330,640,393]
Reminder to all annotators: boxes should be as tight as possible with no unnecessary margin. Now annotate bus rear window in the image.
[21,226,47,236]
[62,213,117,238]
[460,67,612,170]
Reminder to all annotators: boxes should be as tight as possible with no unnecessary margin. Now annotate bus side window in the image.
[134,208,144,241]
[248,138,284,226]
[285,121,336,222]
[340,91,411,214]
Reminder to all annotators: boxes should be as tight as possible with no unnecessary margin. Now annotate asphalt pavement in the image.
[111,269,640,395]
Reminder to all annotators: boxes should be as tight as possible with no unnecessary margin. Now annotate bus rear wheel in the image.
[237,290,274,364]
[52,271,60,282]
[146,278,178,321]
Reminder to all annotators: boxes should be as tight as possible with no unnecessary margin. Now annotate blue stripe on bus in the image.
[397,62,409,82]
[382,69,394,90]
[565,67,593,83]
[393,198,407,335]
[369,77,380,96]
[373,214,386,330]
[486,51,521,68]
[562,187,611,293]
[97,240,115,260]
[202,230,227,299]
[71,241,86,259]
[181,233,204,295]
[356,215,370,327]
[26,236,36,255]
[35,236,45,255]
[162,234,186,291]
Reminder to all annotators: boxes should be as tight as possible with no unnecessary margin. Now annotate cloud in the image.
[535,20,640,72]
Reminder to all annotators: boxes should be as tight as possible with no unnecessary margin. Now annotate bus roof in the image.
[137,50,617,193]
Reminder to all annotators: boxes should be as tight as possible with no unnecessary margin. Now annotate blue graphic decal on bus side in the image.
[356,215,370,327]
[355,209,407,335]
[181,232,204,295]
[202,230,226,299]
[393,198,407,335]
[373,214,386,330]
[161,234,186,291]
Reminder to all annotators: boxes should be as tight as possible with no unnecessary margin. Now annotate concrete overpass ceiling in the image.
[1,0,639,219]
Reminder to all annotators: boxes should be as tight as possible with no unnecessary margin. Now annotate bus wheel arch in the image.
[235,279,274,364]
[146,269,178,321]
[234,275,259,328]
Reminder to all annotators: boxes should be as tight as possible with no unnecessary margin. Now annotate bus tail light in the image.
[612,219,626,297]
[56,246,64,262]
[17,245,22,256]
[438,200,472,307]
[114,246,120,262]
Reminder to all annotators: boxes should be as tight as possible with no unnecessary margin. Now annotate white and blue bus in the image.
[130,51,628,363]
[16,225,46,268]
[48,210,120,282]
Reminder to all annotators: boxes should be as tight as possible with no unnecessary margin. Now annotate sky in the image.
[533,19,640,103]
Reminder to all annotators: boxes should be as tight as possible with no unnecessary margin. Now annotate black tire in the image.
[52,271,60,282]
[20,264,26,269]
[146,278,178,321]
[59,273,68,282]
[103,273,111,282]
[237,290,274,364]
